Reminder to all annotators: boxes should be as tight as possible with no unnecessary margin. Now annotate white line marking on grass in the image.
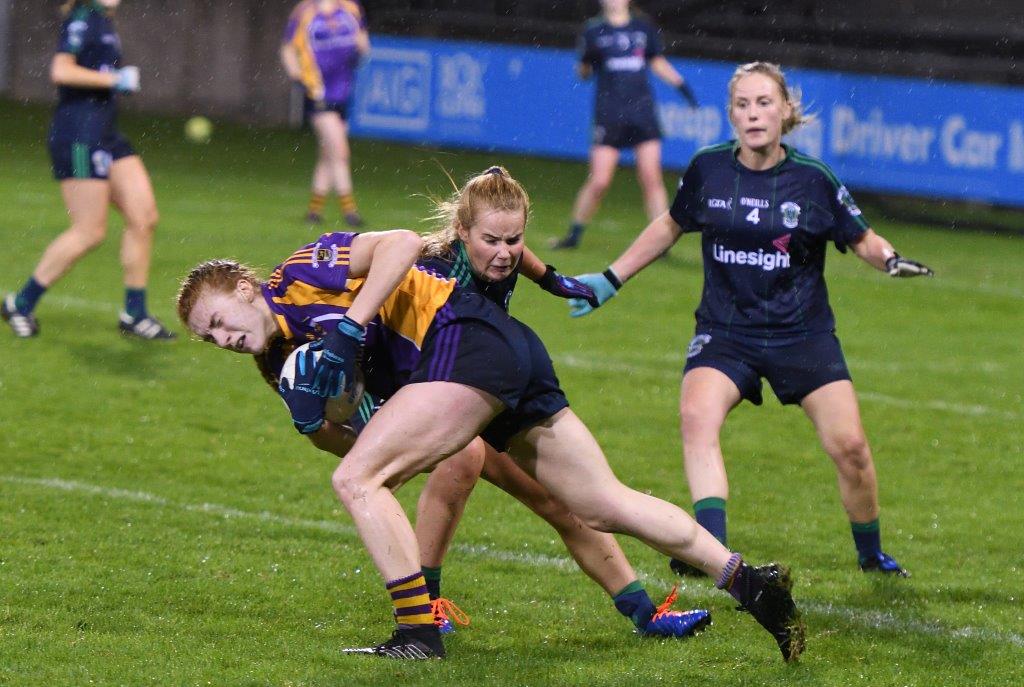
[4,475,1023,649]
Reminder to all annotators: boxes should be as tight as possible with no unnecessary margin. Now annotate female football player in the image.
[550,0,697,250]
[177,167,804,662]
[3,0,173,340]
[246,230,706,641]
[568,62,934,578]
[280,0,370,226]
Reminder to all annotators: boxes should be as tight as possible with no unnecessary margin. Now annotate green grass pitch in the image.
[1,99,1022,686]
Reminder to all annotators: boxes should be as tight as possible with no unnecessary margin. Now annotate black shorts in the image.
[593,113,661,149]
[683,329,851,406]
[408,290,568,452]
[305,97,350,122]
[49,132,134,180]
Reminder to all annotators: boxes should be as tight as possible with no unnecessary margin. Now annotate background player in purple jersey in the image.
[568,62,933,578]
[176,168,805,662]
[2,0,174,340]
[550,0,697,250]
[280,0,370,227]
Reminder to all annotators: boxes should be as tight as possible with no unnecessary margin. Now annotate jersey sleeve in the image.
[577,24,599,67]
[643,20,663,58]
[276,232,358,292]
[669,159,704,234]
[281,1,306,44]
[823,174,869,252]
[57,14,90,55]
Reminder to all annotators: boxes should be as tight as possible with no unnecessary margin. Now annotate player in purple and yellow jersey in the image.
[176,168,804,662]
[280,0,370,227]
[3,0,174,340]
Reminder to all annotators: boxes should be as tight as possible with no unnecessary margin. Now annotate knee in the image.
[131,207,159,233]
[331,461,368,507]
[679,401,722,445]
[73,222,108,249]
[586,174,612,196]
[828,432,871,471]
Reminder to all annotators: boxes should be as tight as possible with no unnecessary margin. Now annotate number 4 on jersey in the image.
[745,207,760,224]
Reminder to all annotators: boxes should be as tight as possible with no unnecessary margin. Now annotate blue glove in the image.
[310,315,365,398]
[113,66,140,94]
[279,347,327,434]
[536,264,598,307]
[567,268,622,318]
[677,81,698,108]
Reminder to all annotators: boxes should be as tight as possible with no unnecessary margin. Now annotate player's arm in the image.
[649,55,697,108]
[306,230,422,399]
[850,229,934,277]
[307,420,357,455]
[279,43,302,81]
[50,52,136,91]
[345,230,423,325]
[577,62,593,80]
[356,29,371,56]
[520,245,598,306]
[566,212,683,317]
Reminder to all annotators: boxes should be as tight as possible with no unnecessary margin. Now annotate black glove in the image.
[885,254,934,277]
[678,81,698,108]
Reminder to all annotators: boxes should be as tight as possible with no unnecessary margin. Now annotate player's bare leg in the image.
[634,139,668,221]
[34,179,111,285]
[313,112,361,226]
[802,380,908,576]
[509,407,804,661]
[551,145,619,249]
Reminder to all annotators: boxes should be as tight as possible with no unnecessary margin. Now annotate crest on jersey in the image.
[311,242,339,268]
[780,202,801,229]
[836,186,862,216]
[686,334,712,359]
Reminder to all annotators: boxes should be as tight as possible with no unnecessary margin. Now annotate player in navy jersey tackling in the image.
[550,0,697,250]
[2,0,173,340]
[177,167,805,662]
[569,61,933,578]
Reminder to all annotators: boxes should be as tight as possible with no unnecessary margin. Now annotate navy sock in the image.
[567,222,585,242]
[125,288,147,320]
[612,580,656,631]
[851,519,882,562]
[695,497,727,546]
[16,277,47,315]
[422,565,442,600]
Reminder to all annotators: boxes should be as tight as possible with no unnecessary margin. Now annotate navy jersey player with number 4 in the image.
[550,0,697,250]
[570,61,933,578]
[2,0,174,341]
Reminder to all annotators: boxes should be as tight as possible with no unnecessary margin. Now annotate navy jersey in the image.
[56,4,121,108]
[669,143,869,340]
[578,15,662,124]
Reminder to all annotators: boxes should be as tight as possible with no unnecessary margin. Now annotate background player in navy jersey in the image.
[569,61,933,578]
[280,0,370,227]
[550,0,698,250]
[2,0,173,340]
[176,168,804,662]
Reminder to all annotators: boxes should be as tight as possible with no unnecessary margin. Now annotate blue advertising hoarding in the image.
[350,36,1024,207]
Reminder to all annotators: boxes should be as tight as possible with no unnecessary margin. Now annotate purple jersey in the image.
[261,231,457,381]
[282,0,365,103]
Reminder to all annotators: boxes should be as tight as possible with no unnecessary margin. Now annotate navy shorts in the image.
[49,132,134,180]
[305,97,350,122]
[683,330,852,406]
[593,113,661,149]
[408,290,568,452]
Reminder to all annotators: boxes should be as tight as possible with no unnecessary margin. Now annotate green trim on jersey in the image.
[692,141,734,160]
[449,242,474,288]
[71,143,91,178]
[788,149,870,230]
